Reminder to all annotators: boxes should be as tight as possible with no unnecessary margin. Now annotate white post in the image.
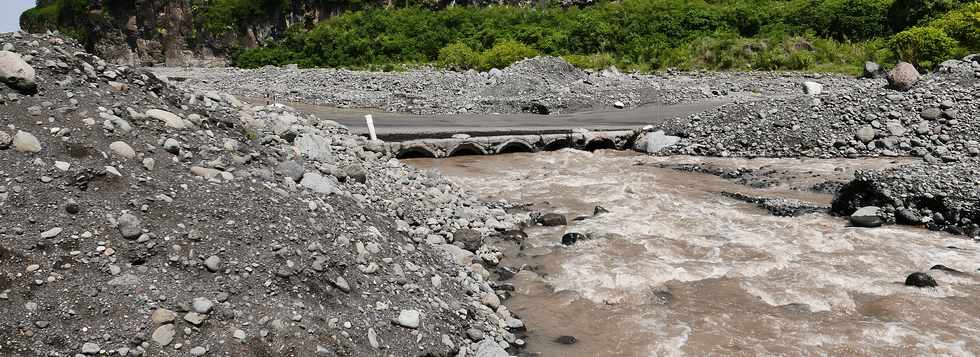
[365,114,377,141]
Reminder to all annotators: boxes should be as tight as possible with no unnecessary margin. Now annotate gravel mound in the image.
[150,59,845,116]
[831,159,980,237]
[656,57,980,161]
[0,31,530,356]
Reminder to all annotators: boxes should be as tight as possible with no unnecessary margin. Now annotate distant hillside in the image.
[18,0,980,72]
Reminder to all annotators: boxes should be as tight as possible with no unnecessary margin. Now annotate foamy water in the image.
[406,150,980,356]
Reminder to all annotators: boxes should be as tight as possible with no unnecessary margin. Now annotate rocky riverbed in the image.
[0,32,532,357]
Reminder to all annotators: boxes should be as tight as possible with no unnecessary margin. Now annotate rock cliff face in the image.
[19,0,562,67]
[20,0,345,66]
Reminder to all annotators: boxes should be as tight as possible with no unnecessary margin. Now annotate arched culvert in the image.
[584,138,616,151]
[496,140,535,154]
[448,142,488,157]
[397,146,437,159]
[543,139,571,151]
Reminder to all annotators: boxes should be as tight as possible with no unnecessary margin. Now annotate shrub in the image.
[437,42,481,70]
[479,40,538,70]
[887,0,964,31]
[891,26,958,68]
[562,53,615,70]
[929,3,980,50]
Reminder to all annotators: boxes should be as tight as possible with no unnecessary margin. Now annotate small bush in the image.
[437,42,481,70]
[891,26,958,68]
[887,0,963,32]
[479,40,538,70]
[929,3,980,50]
[784,50,816,70]
[562,53,615,70]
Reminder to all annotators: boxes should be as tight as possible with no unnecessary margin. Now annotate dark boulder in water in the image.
[498,229,528,243]
[453,229,483,252]
[538,213,567,226]
[561,232,585,246]
[555,335,578,345]
[904,272,937,287]
[593,205,610,215]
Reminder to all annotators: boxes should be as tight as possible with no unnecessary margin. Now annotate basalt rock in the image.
[538,213,567,226]
[904,272,937,287]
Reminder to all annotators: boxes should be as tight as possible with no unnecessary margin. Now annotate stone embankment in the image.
[0,31,532,357]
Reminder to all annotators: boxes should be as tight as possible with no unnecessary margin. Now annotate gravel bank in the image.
[0,31,531,357]
[152,57,851,116]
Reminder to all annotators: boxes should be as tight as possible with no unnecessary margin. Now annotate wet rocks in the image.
[0,50,37,94]
[537,213,567,226]
[12,130,41,153]
[555,335,578,345]
[561,232,585,246]
[886,62,920,91]
[850,206,883,228]
[453,229,483,252]
[904,272,937,287]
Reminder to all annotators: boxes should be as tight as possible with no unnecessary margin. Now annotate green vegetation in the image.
[19,0,980,73]
[231,0,980,73]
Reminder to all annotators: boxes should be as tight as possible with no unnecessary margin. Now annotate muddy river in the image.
[407,149,980,356]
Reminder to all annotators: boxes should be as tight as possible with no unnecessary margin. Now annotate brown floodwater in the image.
[406,150,980,357]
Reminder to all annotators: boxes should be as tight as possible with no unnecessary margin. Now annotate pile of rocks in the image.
[831,158,980,236]
[0,31,526,357]
[151,57,851,116]
[654,58,980,162]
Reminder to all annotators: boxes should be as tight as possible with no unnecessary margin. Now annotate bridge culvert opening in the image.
[397,147,437,159]
[497,141,535,154]
[448,143,487,157]
[543,139,571,151]
[584,138,616,151]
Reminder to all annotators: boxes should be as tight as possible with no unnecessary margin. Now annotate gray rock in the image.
[12,130,41,153]
[277,161,305,182]
[204,255,222,272]
[342,164,367,184]
[885,121,906,137]
[151,308,176,324]
[40,227,62,239]
[183,312,207,325]
[473,339,508,357]
[146,109,187,129]
[802,81,822,95]
[192,297,213,313]
[635,130,680,154]
[300,171,338,194]
[190,347,207,356]
[367,328,379,349]
[109,141,136,159]
[855,126,875,144]
[863,61,882,79]
[436,244,474,265]
[850,206,883,228]
[0,51,37,94]
[163,138,181,155]
[396,309,420,328]
[886,62,920,91]
[151,324,176,346]
[920,108,942,120]
[117,213,142,239]
[0,131,11,149]
[81,342,100,355]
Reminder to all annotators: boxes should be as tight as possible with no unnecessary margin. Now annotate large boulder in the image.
[850,206,883,227]
[0,51,37,94]
[802,81,823,95]
[12,130,41,152]
[886,62,920,91]
[634,130,680,154]
[904,272,937,288]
